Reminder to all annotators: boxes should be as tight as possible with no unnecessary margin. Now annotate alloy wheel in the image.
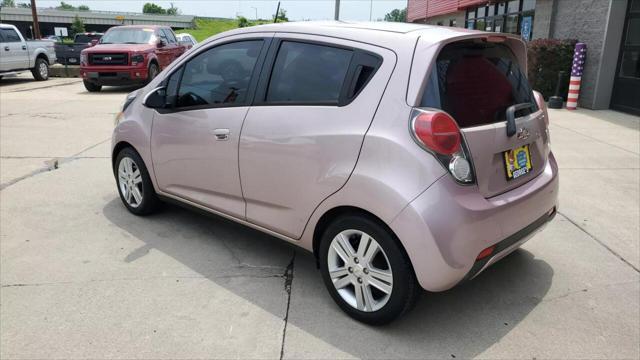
[327,229,393,312]
[39,62,48,78]
[118,157,143,208]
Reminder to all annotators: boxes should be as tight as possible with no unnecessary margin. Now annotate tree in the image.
[273,8,288,22]
[1,0,16,7]
[237,16,250,28]
[57,1,75,10]
[78,4,90,11]
[384,8,407,22]
[166,2,180,15]
[70,14,85,35]
[143,2,167,14]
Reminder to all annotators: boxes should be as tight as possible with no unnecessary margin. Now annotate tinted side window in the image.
[157,29,169,43]
[176,40,263,108]
[1,29,21,43]
[266,41,353,104]
[162,29,177,44]
[421,42,537,128]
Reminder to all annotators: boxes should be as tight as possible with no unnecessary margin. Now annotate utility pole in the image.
[30,0,41,39]
[369,0,373,21]
[334,0,340,20]
[251,6,258,20]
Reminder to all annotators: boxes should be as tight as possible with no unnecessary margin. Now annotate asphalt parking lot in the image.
[1,74,639,359]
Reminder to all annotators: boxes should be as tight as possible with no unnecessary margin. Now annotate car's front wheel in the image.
[319,215,421,325]
[83,80,102,92]
[114,147,159,215]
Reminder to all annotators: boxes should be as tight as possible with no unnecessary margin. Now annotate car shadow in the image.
[79,85,143,95]
[102,197,553,358]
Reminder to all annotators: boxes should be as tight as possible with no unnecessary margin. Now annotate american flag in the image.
[567,43,587,110]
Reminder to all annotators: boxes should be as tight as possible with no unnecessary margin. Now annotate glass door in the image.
[611,0,640,115]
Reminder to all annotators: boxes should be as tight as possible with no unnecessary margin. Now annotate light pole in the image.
[334,0,340,20]
[251,6,258,20]
[369,0,373,21]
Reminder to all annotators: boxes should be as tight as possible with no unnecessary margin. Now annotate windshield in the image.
[100,28,154,44]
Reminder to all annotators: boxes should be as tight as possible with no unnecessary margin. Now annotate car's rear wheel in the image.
[319,215,420,325]
[83,80,102,92]
[31,58,49,81]
[114,147,159,216]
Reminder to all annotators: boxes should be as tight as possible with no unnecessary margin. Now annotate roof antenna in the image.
[274,1,281,23]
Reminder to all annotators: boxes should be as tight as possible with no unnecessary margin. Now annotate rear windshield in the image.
[75,34,101,44]
[421,41,537,128]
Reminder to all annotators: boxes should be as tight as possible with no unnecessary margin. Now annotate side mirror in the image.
[157,39,166,48]
[144,86,167,109]
[90,39,99,47]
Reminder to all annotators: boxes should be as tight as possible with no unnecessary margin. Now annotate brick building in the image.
[407,0,639,115]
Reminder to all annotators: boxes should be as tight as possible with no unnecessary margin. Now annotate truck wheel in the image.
[31,58,49,81]
[147,62,159,83]
[83,80,102,92]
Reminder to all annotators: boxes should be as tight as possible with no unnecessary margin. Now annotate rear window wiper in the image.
[506,102,535,137]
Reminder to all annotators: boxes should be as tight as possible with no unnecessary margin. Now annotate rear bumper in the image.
[81,66,148,86]
[390,151,559,292]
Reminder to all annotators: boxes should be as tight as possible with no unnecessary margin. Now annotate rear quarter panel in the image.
[297,36,446,252]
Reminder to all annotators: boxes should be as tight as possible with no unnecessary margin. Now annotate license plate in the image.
[68,58,77,63]
[504,145,532,180]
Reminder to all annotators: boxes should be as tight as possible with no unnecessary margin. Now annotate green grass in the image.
[176,18,272,42]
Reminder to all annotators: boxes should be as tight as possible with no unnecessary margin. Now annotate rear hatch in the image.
[420,38,549,198]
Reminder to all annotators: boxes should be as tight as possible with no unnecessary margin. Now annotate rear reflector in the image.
[476,246,495,260]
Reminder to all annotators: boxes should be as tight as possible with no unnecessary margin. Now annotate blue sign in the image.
[521,16,532,41]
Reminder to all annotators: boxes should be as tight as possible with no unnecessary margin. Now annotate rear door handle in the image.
[212,128,230,141]
[4,46,9,51]
[21,45,26,50]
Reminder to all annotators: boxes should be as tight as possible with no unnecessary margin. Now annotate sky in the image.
[35,0,408,21]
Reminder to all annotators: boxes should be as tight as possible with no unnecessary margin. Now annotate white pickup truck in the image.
[0,24,56,81]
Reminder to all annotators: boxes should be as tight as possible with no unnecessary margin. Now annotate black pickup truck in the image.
[54,32,103,65]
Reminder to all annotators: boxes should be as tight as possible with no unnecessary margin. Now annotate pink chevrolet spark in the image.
[112,22,558,324]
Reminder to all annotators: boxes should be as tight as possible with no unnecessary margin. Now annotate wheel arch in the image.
[35,51,49,64]
[312,206,416,277]
[112,141,138,172]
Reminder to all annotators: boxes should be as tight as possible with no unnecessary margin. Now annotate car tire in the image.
[83,80,102,92]
[319,214,421,325]
[147,62,159,84]
[31,58,49,81]
[114,147,160,216]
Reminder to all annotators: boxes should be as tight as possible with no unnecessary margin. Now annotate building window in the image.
[449,19,457,27]
[465,0,535,39]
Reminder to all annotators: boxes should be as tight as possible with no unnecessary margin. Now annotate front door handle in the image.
[21,45,26,50]
[4,46,9,51]
[212,128,230,141]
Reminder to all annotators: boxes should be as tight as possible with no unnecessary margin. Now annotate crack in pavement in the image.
[0,138,110,190]
[0,272,289,288]
[558,211,640,273]
[280,251,296,360]
[1,79,83,93]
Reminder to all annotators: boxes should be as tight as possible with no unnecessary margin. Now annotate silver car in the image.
[112,22,558,324]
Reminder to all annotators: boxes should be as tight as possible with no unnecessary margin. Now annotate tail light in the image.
[533,91,548,127]
[533,91,550,144]
[410,109,474,184]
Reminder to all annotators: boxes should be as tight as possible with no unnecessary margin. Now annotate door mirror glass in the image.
[144,87,168,108]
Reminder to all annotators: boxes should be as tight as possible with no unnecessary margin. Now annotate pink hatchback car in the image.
[112,22,558,324]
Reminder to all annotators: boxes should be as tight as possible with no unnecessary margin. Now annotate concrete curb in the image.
[50,64,81,78]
